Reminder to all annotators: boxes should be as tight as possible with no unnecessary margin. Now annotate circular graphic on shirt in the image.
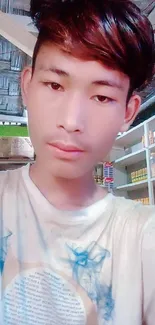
[2,267,97,325]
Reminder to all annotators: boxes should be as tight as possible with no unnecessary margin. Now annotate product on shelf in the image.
[96,175,103,185]
[103,162,114,189]
[94,163,104,185]
[142,135,145,148]
[104,162,113,177]
[150,153,155,178]
[131,168,147,183]
[94,162,114,189]
[104,177,114,190]
[134,197,149,205]
[142,130,155,147]
[149,131,154,145]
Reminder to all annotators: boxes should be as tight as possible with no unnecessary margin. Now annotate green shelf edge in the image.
[0,125,29,137]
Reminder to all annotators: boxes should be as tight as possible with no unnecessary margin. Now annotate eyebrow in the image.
[39,66,69,77]
[92,79,123,90]
[39,66,123,90]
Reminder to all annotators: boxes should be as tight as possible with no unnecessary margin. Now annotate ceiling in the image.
[0,0,155,106]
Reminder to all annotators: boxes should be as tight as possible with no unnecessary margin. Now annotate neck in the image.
[30,161,107,210]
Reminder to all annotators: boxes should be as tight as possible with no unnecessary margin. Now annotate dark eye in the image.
[47,82,62,91]
[95,95,111,103]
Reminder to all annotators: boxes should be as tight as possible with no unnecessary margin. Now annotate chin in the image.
[48,160,90,179]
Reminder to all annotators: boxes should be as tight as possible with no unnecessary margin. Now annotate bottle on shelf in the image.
[150,153,155,178]
[149,131,154,145]
[142,135,146,148]
[131,168,147,183]
[94,162,114,189]
[134,197,149,205]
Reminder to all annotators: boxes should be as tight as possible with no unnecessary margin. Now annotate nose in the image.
[57,92,85,133]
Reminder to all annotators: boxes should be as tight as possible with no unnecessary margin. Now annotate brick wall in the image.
[0,0,30,15]
[0,0,30,117]
[0,36,31,116]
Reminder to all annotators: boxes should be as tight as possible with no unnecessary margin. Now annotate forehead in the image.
[35,44,129,89]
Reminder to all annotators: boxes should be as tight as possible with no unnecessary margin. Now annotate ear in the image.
[120,95,141,133]
[21,66,32,106]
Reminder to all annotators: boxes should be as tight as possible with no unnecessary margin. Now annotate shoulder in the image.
[112,194,155,236]
[0,169,10,191]
[0,166,23,194]
[0,166,26,229]
[0,165,30,233]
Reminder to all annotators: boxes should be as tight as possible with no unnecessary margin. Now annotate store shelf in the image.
[113,114,155,205]
[148,115,155,132]
[115,123,144,148]
[115,180,148,192]
[114,148,146,167]
[151,178,155,185]
[0,159,34,164]
[0,114,28,125]
[115,99,155,149]
[149,143,155,152]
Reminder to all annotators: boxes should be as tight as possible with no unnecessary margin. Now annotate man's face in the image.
[22,44,140,178]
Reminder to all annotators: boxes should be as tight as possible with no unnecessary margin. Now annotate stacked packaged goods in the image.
[94,162,114,190]
[134,198,149,205]
[131,168,147,183]
[103,162,114,190]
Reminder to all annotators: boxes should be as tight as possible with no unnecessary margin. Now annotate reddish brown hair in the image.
[30,0,154,96]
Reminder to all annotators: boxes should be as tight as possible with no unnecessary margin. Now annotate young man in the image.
[0,0,155,324]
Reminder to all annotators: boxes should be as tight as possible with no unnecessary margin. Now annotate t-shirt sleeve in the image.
[142,214,155,325]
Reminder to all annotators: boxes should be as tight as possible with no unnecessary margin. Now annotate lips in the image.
[49,141,84,153]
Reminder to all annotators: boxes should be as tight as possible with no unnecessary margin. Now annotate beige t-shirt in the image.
[0,165,155,325]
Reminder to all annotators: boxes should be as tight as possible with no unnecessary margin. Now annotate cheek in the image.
[88,106,124,138]
[26,98,46,148]
[27,93,49,128]
[87,106,125,156]
[27,86,60,123]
